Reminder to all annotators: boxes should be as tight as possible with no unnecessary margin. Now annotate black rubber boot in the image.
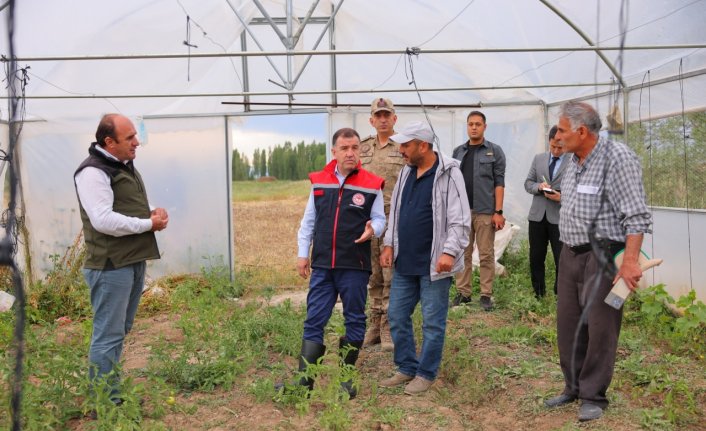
[275,339,326,394]
[339,337,363,399]
[297,339,326,390]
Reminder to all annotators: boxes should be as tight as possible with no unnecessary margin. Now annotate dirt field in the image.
[97,190,704,431]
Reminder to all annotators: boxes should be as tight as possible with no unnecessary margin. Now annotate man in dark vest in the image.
[74,114,169,404]
[276,127,385,399]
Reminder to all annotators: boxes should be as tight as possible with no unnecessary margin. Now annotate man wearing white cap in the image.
[379,121,470,395]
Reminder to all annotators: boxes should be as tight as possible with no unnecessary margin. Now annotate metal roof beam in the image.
[546,67,706,106]
[540,0,626,87]
[250,0,289,47]
[224,0,287,86]
[2,81,613,100]
[7,44,703,62]
[291,0,345,88]
[291,0,321,46]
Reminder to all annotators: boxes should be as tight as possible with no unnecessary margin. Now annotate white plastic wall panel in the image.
[643,208,706,302]
[16,116,232,279]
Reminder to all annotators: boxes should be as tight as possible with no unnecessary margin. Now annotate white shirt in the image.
[74,145,153,237]
[297,165,386,258]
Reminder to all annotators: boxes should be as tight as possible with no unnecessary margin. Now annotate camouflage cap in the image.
[371,97,395,114]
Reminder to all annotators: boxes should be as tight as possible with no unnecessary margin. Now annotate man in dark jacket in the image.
[379,121,470,395]
[451,111,506,311]
[278,127,386,399]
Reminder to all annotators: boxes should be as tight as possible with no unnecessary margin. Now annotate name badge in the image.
[577,184,599,195]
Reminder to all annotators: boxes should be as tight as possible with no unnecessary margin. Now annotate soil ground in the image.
[66,191,703,430]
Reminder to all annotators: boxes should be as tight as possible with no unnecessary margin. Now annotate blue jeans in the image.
[84,261,146,399]
[388,271,451,381]
[303,268,369,344]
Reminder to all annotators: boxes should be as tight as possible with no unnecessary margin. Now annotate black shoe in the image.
[578,403,604,421]
[451,294,472,307]
[480,295,493,311]
[544,393,577,408]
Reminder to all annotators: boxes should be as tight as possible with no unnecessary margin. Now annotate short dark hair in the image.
[466,110,486,123]
[548,125,558,141]
[95,114,119,146]
[332,127,360,146]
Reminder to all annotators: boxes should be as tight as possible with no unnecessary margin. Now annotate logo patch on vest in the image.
[352,193,365,206]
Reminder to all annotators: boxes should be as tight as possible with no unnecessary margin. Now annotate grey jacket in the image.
[384,152,471,281]
[524,152,568,224]
[452,139,506,215]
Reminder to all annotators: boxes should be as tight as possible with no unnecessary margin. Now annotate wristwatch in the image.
[494,209,503,215]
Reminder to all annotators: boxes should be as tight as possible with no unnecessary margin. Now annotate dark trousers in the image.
[528,216,562,297]
[303,268,369,344]
[557,244,624,408]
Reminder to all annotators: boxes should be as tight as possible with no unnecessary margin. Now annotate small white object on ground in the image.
[0,290,16,312]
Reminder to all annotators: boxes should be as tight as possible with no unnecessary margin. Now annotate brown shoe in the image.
[363,312,381,347]
[379,314,394,352]
[379,372,414,388]
[404,376,433,395]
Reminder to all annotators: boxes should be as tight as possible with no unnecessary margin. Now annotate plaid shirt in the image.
[559,137,652,246]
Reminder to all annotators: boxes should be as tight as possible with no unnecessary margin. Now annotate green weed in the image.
[632,284,706,356]
[369,405,405,427]
[26,245,91,323]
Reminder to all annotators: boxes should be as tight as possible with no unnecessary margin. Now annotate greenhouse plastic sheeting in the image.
[330,104,546,224]
[15,116,233,279]
[1,0,705,293]
[1,0,704,119]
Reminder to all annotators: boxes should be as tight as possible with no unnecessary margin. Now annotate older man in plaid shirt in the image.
[543,102,652,422]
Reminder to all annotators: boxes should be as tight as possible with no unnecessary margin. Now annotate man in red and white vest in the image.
[276,127,385,399]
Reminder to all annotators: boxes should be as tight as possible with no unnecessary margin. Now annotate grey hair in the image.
[559,101,602,134]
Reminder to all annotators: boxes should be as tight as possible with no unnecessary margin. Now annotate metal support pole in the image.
[329,2,338,107]
[286,0,294,103]
[240,31,250,112]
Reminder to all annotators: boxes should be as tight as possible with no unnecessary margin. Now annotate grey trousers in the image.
[556,244,623,408]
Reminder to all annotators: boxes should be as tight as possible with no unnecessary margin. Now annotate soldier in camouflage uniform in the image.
[360,98,405,352]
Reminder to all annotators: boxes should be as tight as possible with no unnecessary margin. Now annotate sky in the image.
[230,113,327,159]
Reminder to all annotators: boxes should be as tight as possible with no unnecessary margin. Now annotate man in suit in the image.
[523,125,566,297]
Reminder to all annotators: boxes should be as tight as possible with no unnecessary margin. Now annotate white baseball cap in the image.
[390,121,435,144]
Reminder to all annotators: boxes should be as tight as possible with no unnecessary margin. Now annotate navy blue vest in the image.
[309,159,384,271]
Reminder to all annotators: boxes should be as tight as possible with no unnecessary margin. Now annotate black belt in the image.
[569,241,625,255]
[569,243,592,254]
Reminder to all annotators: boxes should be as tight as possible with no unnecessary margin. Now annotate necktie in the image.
[549,156,559,181]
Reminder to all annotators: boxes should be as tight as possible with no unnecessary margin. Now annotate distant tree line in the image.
[231,140,327,181]
[627,111,705,209]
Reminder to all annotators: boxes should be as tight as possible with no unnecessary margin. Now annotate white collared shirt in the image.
[74,145,153,237]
